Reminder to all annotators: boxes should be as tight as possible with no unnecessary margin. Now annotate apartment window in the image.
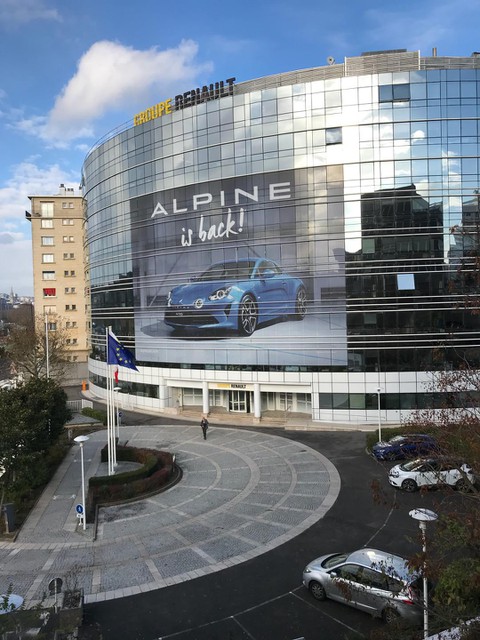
[43,288,56,297]
[41,236,54,246]
[42,271,55,280]
[42,254,54,263]
[65,287,76,294]
[63,252,75,259]
[44,305,56,314]
[40,202,54,217]
[64,270,76,277]
[65,304,77,311]
[326,127,342,145]
[47,321,57,331]
[41,219,54,228]
[62,219,74,225]
[379,83,411,103]
[63,236,75,243]
[62,202,68,209]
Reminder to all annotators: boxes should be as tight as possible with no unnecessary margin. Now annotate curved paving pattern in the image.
[0,425,340,606]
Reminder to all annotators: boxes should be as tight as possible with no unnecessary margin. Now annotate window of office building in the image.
[379,83,411,102]
[326,127,342,144]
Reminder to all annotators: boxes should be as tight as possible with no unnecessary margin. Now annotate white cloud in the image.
[0,0,61,25]
[0,238,33,296]
[0,162,78,295]
[16,39,212,146]
[0,161,78,220]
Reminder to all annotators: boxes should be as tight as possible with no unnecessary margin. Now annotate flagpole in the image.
[106,327,114,475]
[106,327,111,474]
[106,328,138,475]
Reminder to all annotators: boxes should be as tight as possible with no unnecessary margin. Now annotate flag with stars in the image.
[107,331,139,371]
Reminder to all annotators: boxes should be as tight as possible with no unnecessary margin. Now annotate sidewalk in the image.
[0,424,340,608]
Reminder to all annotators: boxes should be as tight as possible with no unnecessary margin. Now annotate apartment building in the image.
[27,184,90,372]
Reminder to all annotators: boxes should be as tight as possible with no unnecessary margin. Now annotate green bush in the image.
[85,445,176,521]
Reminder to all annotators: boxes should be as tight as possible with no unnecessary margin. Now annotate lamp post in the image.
[376,387,382,442]
[409,508,438,640]
[74,435,89,531]
[45,313,50,379]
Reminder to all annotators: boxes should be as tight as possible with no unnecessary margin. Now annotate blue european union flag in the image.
[107,332,138,371]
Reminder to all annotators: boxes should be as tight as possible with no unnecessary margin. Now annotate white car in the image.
[388,457,475,493]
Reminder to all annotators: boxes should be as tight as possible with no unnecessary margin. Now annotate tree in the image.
[0,378,71,525]
[5,313,70,382]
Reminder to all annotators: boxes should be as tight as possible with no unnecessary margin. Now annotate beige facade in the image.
[28,185,90,365]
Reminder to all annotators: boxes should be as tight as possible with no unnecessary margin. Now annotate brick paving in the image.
[0,424,340,608]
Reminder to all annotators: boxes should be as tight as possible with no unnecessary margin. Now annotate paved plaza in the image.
[0,424,340,607]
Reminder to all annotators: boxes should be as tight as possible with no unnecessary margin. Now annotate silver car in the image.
[302,548,423,625]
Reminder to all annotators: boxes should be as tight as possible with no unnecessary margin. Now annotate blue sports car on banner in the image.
[164,258,307,336]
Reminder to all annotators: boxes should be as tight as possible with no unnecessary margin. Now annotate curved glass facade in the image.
[83,50,480,424]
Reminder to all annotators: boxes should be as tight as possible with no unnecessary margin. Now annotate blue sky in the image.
[1,0,480,296]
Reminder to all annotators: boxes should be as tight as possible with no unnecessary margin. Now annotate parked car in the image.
[302,547,423,625]
[164,258,307,336]
[372,434,438,461]
[388,456,475,492]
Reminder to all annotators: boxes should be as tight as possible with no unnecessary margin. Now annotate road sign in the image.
[75,504,83,514]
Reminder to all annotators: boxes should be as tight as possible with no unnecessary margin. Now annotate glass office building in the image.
[83,49,480,424]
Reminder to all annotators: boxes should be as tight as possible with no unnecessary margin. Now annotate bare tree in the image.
[5,313,71,382]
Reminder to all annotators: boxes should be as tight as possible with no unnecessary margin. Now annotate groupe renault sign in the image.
[134,77,236,126]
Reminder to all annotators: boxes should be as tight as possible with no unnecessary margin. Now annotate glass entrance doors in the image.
[228,390,252,413]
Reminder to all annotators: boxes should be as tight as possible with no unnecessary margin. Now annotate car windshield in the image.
[322,553,349,569]
[196,261,255,282]
[400,459,426,471]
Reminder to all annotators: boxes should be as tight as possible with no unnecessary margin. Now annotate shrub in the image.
[85,445,176,521]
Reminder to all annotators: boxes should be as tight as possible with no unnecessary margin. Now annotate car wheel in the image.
[401,478,418,493]
[309,581,326,601]
[382,607,400,624]
[294,286,307,320]
[238,294,258,336]
[456,478,473,492]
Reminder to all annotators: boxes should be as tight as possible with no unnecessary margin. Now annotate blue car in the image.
[164,258,307,336]
[372,434,438,461]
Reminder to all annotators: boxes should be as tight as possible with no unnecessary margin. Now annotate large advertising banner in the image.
[130,169,347,367]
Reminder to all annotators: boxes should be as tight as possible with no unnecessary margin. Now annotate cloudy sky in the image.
[1,0,480,295]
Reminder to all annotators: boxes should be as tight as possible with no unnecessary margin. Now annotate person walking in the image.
[200,417,209,440]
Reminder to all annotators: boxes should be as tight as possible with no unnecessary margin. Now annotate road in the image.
[78,423,440,640]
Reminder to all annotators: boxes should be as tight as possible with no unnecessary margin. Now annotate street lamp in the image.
[74,435,89,531]
[376,387,382,442]
[409,507,438,640]
[45,313,50,379]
